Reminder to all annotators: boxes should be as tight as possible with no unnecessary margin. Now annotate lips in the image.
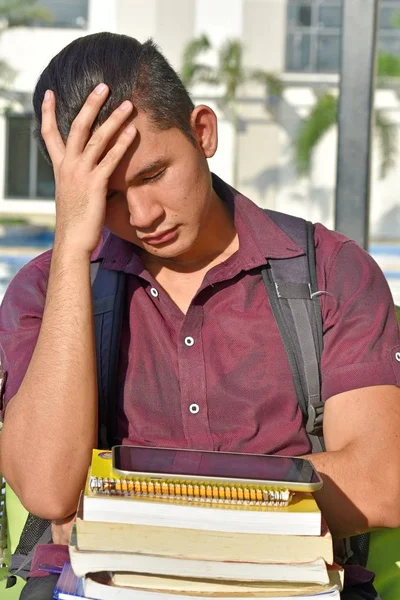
[141,226,178,245]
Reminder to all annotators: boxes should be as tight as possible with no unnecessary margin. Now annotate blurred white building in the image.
[0,0,399,239]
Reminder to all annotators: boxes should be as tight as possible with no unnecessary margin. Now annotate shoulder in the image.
[0,250,53,409]
[0,250,52,320]
[19,248,53,278]
[312,222,386,294]
[313,222,357,267]
[0,250,52,304]
[312,225,400,400]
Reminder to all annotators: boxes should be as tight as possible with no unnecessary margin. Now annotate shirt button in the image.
[395,352,400,362]
[189,403,200,414]
[150,287,159,298]
[184,336,195,347]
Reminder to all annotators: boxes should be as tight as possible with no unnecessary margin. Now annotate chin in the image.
[143,238,194,259]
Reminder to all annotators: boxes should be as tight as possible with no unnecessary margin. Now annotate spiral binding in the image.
[89,477,292,507]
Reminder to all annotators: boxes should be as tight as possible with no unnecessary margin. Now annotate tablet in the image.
[112,445,323,492]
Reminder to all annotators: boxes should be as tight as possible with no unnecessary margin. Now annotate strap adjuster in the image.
[306,402,324,435]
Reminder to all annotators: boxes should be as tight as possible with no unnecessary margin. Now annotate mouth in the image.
[140,226,178,246]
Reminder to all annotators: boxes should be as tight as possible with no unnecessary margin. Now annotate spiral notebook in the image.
[87,449,293,507]
[82,450,321,535]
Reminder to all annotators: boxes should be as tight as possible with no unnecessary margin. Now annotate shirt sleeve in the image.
[316,231,400,401]
[0,252,51,417]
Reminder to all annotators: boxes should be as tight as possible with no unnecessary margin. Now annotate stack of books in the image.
[58,450,343,599]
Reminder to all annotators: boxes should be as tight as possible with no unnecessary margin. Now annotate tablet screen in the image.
[113,446,320,484]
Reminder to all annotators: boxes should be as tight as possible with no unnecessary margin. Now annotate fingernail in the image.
[120,100,132,111]
[44,90,52,102]
[95,83,107,95]
[125,123,136,134]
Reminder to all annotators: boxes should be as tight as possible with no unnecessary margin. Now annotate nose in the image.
[126,188,165,230]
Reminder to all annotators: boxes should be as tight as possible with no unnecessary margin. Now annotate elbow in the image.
[1,438,84,520]
[18,488,79,521]
[3,466,80,521]
[364,474,400,529]
[372,497,400,529]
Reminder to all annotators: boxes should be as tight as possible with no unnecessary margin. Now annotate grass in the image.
[0,218,29,226]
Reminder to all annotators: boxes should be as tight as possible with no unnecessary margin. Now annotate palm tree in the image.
[295,11,400,179]
[181,35,282,187]
[0,0,51,87]
[294,92,397,179]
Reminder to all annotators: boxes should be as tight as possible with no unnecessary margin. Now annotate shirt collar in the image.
[93,174,304,275]
[211,174,304,267]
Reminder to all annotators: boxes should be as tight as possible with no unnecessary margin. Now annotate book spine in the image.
[89,477,292,506]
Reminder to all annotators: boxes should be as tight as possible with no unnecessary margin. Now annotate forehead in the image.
[107,109,189,187]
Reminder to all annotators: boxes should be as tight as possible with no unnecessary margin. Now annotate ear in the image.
[190,105,218,158]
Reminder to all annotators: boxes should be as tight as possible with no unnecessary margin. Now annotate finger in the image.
[65,83,109,157]
[81,100,134,165]
[95,122,137,179]
[41,90,65,168]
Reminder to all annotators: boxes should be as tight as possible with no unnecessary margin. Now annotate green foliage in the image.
[251,70,284,98]
[295,94,397,179]
[390,8,400,30]
[0,217,28,224]
[294,5,400,179]
[375,111,398,178]
[219,39,245,103]
[0,0,52,28]
[181,35,282,110]
[377,51,400,78]
[181,34,214,88]
[295,94,338,177]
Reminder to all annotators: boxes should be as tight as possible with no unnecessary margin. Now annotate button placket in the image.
[178,306,213,447]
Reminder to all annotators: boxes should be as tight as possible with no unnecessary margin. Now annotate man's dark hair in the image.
[33,32,196,162]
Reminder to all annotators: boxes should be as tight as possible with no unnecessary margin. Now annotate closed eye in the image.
[143,169,166,183]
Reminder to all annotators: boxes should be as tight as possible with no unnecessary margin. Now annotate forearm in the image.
[306,443,400,538]
[0,244,97,519]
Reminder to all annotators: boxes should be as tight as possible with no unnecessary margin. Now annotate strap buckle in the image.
[306,402,324,435]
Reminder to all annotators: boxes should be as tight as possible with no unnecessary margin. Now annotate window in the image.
[380,7,400,29]
[380,35,400,55]
[286,1,342,73]
[5,116,55,200]
[286,33,312,71]
[286,0,400,73]
[318,5,342,28]
[37,0,88,29]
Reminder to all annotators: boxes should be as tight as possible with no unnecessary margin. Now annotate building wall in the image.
[0,0,398,239]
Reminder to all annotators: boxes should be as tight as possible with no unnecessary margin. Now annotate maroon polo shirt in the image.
[0,176,399,583]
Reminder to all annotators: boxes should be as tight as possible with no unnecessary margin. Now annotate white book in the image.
[83,492,321,536]
[70,541,330,584]
[84,575,341,600]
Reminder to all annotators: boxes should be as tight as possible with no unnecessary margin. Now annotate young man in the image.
[0,32,399,600]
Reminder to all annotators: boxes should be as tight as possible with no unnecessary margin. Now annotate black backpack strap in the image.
[261,210,324,453]
[90,260,127,449]
[7,261,126,583]
[261,211,370,566]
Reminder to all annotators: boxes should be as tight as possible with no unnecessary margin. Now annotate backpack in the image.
[5,210,368,586]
